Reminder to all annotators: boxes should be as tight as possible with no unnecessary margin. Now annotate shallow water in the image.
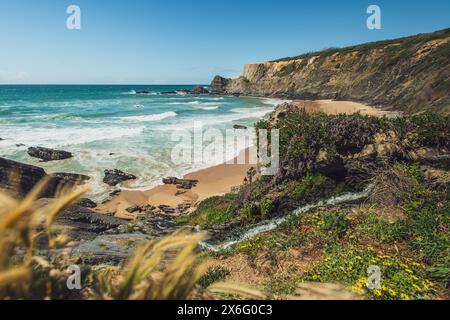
[0,85,280,199]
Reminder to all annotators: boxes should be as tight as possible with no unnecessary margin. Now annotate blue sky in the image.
[0,0,449,84]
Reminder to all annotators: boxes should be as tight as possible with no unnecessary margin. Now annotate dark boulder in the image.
[46,172,90,196]
[141,204,156,212]
[125,204,157,214]
[0,156,47,197]
[109,189,121,197]
[177,180,196,189]
[160,91,178,95]
[103,169,137,186]
[126,205,141,213]
[70,233,150,266]
[193,86,210,95]
[77,198,97,208]
[162,177,180,184]
[0,157,89,198]
[56,204,126,236]
[51,172,90,183]
[28,146,73,162]
[162,177,198,189]
[210,75,230,94]
[158,205,176,214]
[35,200,127,243]
[233,124,248,130]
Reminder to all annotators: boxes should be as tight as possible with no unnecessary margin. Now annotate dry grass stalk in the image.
[94,231,210,300]
[0,178,88,299]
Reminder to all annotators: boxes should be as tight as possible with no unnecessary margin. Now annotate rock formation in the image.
[162,177,198,189]
[211,28,450,114]
[28,146,73,161]
[192,85,210,94]
[0,157,89,198]
[103,169,137,186]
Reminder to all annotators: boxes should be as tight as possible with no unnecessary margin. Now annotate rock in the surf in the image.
[103,169,137,186]
[27,146,73,162]
[51,172,90,183]
[193,85,210,95]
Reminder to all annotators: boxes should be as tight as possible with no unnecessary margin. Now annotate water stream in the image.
[201,184,373,251]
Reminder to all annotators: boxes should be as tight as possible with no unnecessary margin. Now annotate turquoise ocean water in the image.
[0,85,280,199]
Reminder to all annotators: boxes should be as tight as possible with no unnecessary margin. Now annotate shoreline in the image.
[97,98,394,219]
[96,147,255,219]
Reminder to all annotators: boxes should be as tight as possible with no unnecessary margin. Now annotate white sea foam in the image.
[156,106,273,131]
[193,106,219,111]
[119,111,177,122]
[261,98,288,106]
[168,101,223,108]
[230,106,275,118]
[0,126,145,149]
[168,101,201,105]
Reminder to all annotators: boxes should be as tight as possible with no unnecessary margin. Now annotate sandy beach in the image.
[98,99,392,219]
[97,147,254,219]
[292,99,397,117]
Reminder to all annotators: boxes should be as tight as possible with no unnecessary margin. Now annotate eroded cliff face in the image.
[211,28,450,114]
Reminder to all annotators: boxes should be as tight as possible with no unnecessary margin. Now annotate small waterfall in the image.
[200,184,373,251]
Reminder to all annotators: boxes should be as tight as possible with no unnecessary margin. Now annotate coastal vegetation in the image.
[188,105,450,300]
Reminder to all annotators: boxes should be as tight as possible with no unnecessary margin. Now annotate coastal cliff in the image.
[211,28,450,114]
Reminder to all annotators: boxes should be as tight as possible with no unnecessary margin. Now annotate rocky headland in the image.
[211,28,450,114]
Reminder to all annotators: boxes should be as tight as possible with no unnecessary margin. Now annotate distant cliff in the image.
[211,28,450,114]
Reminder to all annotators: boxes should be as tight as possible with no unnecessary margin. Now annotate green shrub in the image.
[320,211,349,237]
[328,114,380,154]
[291,174,328,199]
[400,163,425,183]
[401,195,450,266]
[239,202,261,223]
[389,113,450,149]
[190,194,237,227]
[352,212,402,243]
[260,198,275,219]
[175,216,189,225]
[427,265,450,285]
